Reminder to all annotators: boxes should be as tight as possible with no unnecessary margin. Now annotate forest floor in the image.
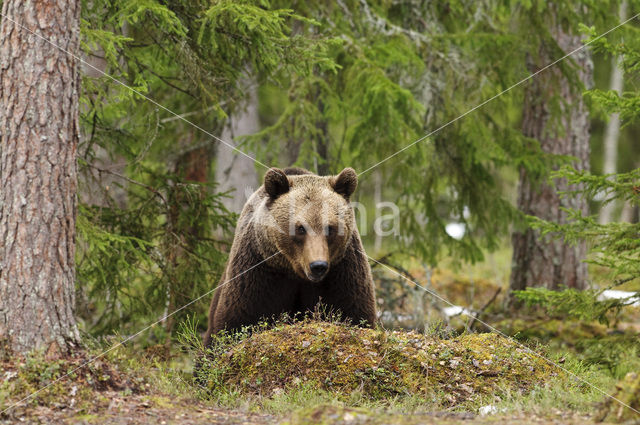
[2,392,274,424]
[2,262,639,424]
[0,389,606,424]
[2,318,636,424]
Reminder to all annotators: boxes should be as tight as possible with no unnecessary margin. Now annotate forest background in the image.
[60,0,640,340]
[0,0,639,422]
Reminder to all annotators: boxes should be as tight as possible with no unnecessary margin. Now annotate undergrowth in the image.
[0,335,190,420]
[496,315,640,380]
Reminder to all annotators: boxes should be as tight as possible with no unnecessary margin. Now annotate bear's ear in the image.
[331,167,358,199]
[264,168,290,199]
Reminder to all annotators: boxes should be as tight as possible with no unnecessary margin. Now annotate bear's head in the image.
[260,167,358,282]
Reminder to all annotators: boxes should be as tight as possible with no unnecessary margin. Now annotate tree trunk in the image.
[373,170,383,253]
[510,21,592,293]
[163,143,211,339]
[215,83,259,214]
[0,0,81,356]
[599,0,628,225]
[314,96,330,176]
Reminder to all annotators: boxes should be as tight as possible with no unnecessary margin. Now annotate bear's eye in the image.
[295,225,306,236]
[325,225,336,237]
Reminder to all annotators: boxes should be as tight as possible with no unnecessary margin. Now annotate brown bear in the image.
[203,167,377,346]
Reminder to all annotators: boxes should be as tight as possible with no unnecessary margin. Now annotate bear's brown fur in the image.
[203,167,376,345]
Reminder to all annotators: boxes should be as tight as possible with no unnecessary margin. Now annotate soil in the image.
[1,393,274,425]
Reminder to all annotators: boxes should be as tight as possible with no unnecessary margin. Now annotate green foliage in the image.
[528,167,640,280]
[76,178,233,335]
[76,0,337,339]
[244,0,627,265]
[514,13,639,324]
[584,19,640,122]
[513,287,634,325]
[68,0,638,343]
[578,335,640,378]
[197,1,339,76]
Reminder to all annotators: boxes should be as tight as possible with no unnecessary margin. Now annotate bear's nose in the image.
[309,261,329,278]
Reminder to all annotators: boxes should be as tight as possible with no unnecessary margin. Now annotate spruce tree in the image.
[76,0,338,337]
[510,5,592,292]
[515,14,640,316]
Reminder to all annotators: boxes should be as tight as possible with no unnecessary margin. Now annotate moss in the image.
[429,268,503,309]
[283,405,384,425]
[285,403,609,425]
[198,320,559,406]
[0,345,143,418]
[376,266,503,318]
[497,318,609,344]
[144,394,177,409]
[495,317,640,378]
[596,372,640,424]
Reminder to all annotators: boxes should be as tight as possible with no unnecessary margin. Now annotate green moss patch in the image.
[198,320,559,405]
[0,343,152,421]
[497,318,610,345]
[495,317,640,377]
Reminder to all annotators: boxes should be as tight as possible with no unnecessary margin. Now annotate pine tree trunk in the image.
[0,0,81,356]
[510,22,592,292]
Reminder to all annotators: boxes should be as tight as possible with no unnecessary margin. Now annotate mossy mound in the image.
[200,320,559,405]
[596,372,640,424]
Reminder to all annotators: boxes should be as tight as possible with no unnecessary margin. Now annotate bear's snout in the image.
[309,260,329,281]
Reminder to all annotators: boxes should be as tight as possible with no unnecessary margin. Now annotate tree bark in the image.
[0,0,81,356]
[510,21,592,292]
